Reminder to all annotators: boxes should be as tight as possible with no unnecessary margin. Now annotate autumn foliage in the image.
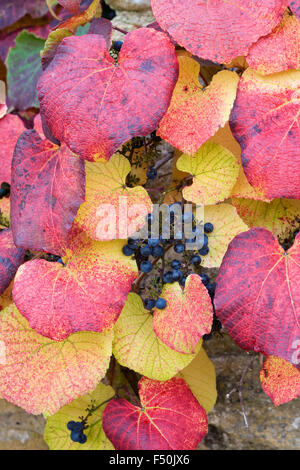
[0,0,299,451]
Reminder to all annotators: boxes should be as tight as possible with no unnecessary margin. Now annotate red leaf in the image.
[58,0,81,13]
[0,114,25,185]
[230,68,300,199]
[10,130,85,256]
[0,229,25,295]
[260,355,300,406]
[0,0,49,30]
[12,232,138,340]
[151,0,287,63]
[102,377,208,450]
[214,228,300,369]
[290,1,300,18]
[37,28,178,161]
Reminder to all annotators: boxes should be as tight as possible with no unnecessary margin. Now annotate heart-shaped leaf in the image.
[75,153,152,241]
[151,0,287,63]
[13,231,138,341]
[11,130,85,256]
[201,203,248,268]
[260,355,300,406]
[215,228,300,368]
[102,377,208,450]
[0,114,24,185]
[158,54,239,155]
[178,348,217,414]
[230,68,300,200]
[0,229,25,295]
[6,31,46,110]
[44,382,115,449]
[38,28,178,160]
[247,13,300,75]
[0,0,48,29]
[290,0,300,18]
[177,141,239,205]
[113,293,201,380]
[232,198,300,243]
[0,304,113,415]
[153,275,213,354]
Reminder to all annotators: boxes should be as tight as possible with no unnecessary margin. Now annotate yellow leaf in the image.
[158,54,239,155]
[75,153,153,240]
[177,140,239,205]
[113,293,202,381]
[44,382,115,450]
[178,348,217,414]
[201,203,248,268]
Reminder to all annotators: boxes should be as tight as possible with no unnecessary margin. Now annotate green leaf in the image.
[6,30,45,110]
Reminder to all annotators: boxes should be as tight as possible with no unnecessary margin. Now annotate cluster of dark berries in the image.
[67,421,87,444]
[0,182,10,199]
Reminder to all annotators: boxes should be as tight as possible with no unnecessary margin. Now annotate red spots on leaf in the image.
[102,377,208,450]
[215,228,300,369]
[37,28,178,161]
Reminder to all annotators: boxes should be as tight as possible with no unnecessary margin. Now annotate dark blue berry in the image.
[67,421,76,431]
[140,245,151,257]
[172,269,183,281]
[127,238,139,250]
[156,298,167,309]
[146,167,157,180]
[152,245,164,257]
[163,271,174,283]
[122,245,134,256]
[113,40,123,52]
[171,259,181,269]
[140,261,153,273]
[182,212,194,223]
[198,245,209,256]
[70,431,81,442]
[144,299,156,310]
[191,255,201,266]
[148,238,159,247]
[174,243,185,254]
[78,433,87,444]
[204,222,214,233]
[200,274,210,286]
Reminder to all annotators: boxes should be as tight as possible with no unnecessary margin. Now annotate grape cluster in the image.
[67,421,87,444]
[122,204,216,312]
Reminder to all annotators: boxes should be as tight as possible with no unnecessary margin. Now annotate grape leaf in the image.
[0,229,25,295]
[201,203,248,268]
[153,275,213,354]
[157,54,239,155]
[247,13,300,75]
[215,228,300,369]
[177,141,239,205]
[0,304,113,415]
[260,355,300,406]
[38,28,178,160]
[178,348,217,414]
[0,0,49,29]
[75,153,152,241]
[151,0,287,63]
[102,377,208,450]
[10,130,85,256]
[58,0,81,13]
[13,231,138,341]
[6,31,46,110]
[44,382,115,449]
[230,68,300,200]
[113,293,202,380]
[0,114,24,185]
[231,198,300,243]
[290,0,300,18]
